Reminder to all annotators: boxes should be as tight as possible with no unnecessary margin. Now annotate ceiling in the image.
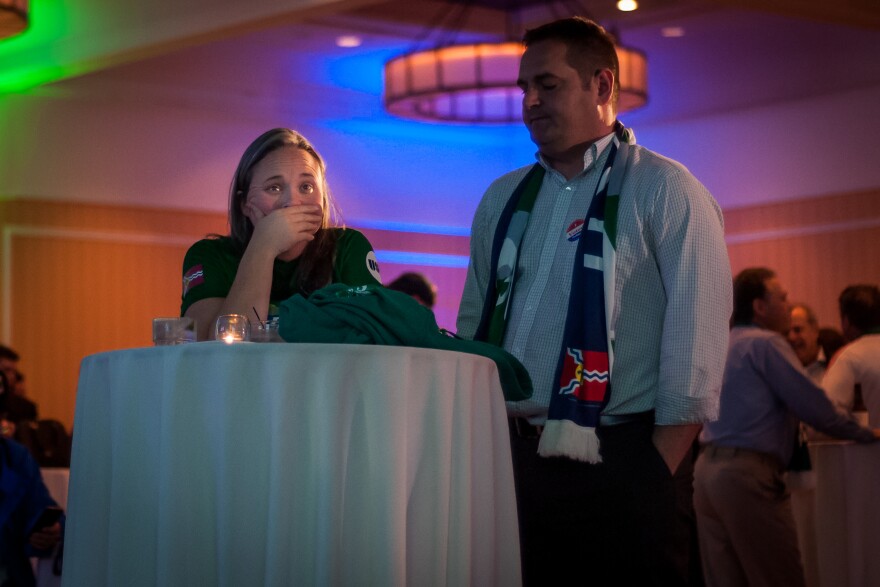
[318,0,880,123]
[2,0,880,230]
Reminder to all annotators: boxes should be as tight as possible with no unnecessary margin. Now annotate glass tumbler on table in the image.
[251,317,283,342]
[152,317,197,346]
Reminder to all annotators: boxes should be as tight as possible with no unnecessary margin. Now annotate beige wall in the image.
[0,199,226,430]
[725,189,880,329]
[2,190,878,431]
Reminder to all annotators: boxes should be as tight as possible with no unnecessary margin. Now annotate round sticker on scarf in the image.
[566,219,584,242]
[366,251,381,282]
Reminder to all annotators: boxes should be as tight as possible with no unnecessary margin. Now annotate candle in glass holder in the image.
[214,314,250,343]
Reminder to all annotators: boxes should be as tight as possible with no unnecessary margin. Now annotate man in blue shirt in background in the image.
[695,267,879,587]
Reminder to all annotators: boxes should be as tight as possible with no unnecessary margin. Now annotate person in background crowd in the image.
[817,327,846,365]
[456,16,732,585]
[0,344,37,422]
[787,303,826,381]
[0,346,17,388]
[823,284,880,426]
[181,128,383,340]
[0,347,37,425]
[11,372,27,400]
[0,372,15,439]
[694,268,879,587]
[0,435,63,587]
[386,272,437,309]
[785,302,824,583]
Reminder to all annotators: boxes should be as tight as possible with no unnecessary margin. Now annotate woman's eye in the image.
[266,184,282,194]
[300,183,315,194]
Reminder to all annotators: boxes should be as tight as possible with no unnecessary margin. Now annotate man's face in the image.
[0,358,16,390]
[517,40,604,158]
[787,307,820,366]
[754,277,792,334]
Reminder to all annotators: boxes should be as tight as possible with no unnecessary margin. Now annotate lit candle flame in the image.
[223,333,236,344]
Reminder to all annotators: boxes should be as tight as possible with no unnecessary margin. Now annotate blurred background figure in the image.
[0,346,71,468]
[787,303,825,382]
[0,436,64,587]
[817,328,846,366]
[695,268,877,587]
[823,284,880,426]
[0,345,38,428]
[12,371,28,399]
[0,344,18,385]
[386,272,437,309]
[785,303,824,585]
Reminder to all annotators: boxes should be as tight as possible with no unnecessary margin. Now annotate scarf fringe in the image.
[537,419,602,464]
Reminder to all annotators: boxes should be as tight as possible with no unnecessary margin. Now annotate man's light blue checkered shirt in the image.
[457,134,732,426]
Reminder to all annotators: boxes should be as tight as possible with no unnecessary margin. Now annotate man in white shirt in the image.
[824,284,880,426]
[456,16,731,586]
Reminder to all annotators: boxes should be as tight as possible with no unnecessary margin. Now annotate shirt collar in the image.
[535,131,617,177]
[582,132,616,171]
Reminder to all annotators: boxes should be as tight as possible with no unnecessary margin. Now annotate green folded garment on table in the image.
[277,283,533,401]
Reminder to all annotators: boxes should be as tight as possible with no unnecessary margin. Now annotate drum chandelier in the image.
[383,0,648,124]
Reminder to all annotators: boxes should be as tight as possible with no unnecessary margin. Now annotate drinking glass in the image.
[251,317,283,342]
[152,317,196,346]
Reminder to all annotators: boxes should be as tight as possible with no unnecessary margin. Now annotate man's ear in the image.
[752,297,766,322]
[595,69,614,106]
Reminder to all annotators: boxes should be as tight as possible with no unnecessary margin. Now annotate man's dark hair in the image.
[0,345,19,362]
[523,16,620,107]
[387,272,436,308]
[818,327,846,361]
[838,284,880,333]
[731,267,776,327]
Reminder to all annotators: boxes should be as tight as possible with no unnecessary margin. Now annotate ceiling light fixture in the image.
[661,26,685,38]
[336,35,362,48]
[383,0,648,124]
[0,0,28,41]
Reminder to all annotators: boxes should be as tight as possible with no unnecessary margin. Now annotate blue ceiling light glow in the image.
[325,47,404,94]
[354,220,471,237]
[322,115,525,144]
[374,250,470,268]
[309,33,537,231]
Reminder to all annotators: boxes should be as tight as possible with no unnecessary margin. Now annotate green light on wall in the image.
[0,0,28,40]
[0,0,82,93]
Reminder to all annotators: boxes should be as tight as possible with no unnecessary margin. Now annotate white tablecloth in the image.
[792,442,880,587]
[62,343,521,586]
